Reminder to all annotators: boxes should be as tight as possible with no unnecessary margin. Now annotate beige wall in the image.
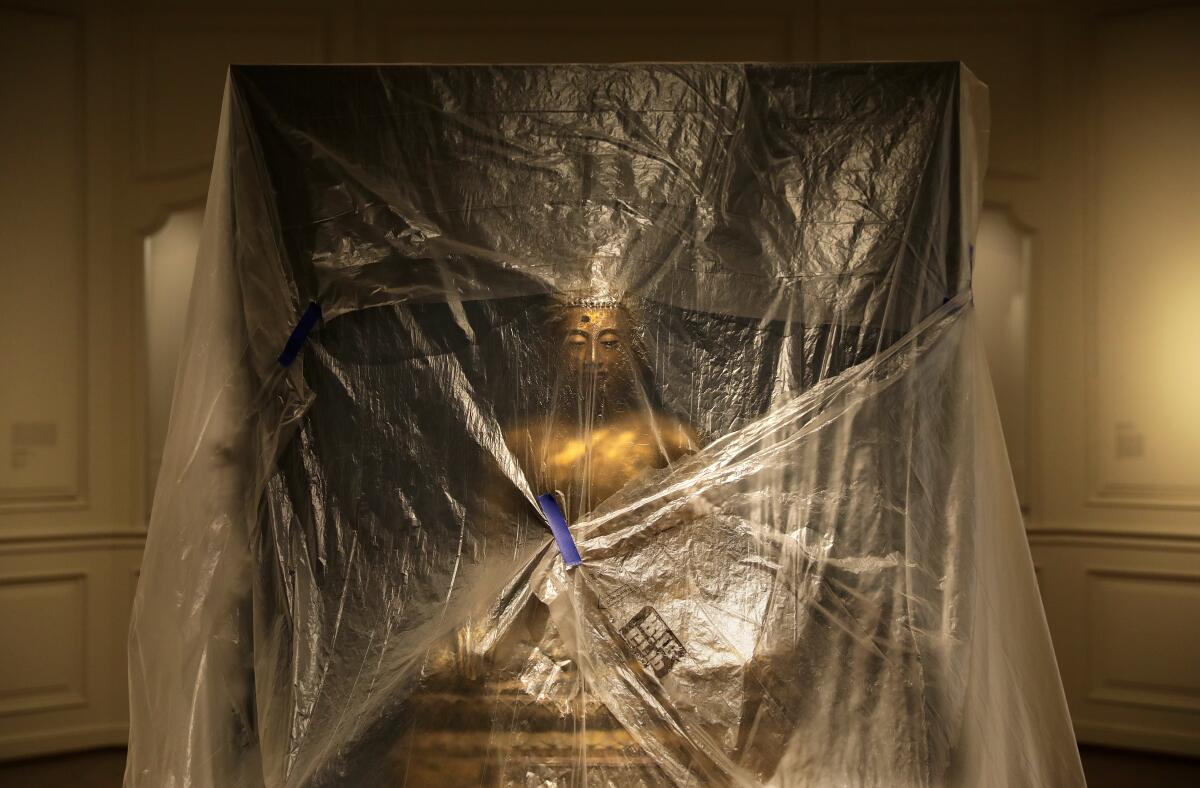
[0,0,1196,761]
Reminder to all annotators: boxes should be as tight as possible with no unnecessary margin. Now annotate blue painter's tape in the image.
[278,302,322,367]
[537,493,582,568]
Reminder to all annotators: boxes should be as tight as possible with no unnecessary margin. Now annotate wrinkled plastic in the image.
[126,64,1084,787]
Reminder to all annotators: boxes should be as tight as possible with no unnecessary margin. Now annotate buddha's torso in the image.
[390,300,703,785]
[506,413,696,522]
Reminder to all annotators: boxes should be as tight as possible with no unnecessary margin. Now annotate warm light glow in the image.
[143,207,204,502]
[1094,6,1200,493]
[973,208,1031,504]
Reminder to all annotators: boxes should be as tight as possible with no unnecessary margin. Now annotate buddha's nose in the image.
[583,352,606,375]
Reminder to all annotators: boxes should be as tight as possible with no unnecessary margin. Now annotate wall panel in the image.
[1087,568,1200,715]
[0,9,86,507]
[1031,535,1200,755]
[0,538,143,760]
[0,573,87,717]
[1085,5,1200,510]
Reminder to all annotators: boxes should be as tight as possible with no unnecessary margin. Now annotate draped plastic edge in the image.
[126,64,1084,788]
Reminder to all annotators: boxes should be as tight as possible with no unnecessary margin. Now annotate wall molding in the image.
[1027,528,1200,548]
[1087,483,1200,512]
[0,533,146,554]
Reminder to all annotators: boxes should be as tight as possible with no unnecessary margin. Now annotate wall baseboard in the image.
[0,722,127,763]
[1075,717,1200,758]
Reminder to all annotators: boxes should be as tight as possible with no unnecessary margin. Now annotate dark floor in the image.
[0,744,1197,786]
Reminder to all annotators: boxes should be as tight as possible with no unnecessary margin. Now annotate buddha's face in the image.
[557,304,637,406]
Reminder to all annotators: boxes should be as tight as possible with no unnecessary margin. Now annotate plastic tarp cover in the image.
[126,63,1085,787]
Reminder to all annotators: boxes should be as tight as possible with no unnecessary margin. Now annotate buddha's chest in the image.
[517,420,670,511]
[550,425,663,488]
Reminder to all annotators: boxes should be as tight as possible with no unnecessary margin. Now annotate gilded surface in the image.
[397,300,698,784]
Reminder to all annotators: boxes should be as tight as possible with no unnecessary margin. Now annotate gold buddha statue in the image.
[504,297,696,522]
[391,295,701,785]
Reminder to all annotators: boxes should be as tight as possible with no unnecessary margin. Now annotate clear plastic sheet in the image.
[126,64,1084,787]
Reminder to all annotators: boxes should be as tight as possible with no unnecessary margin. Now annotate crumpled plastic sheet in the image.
[125,63,1085,787]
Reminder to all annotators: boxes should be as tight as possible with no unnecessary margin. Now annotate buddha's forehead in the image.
[561,305,628,334]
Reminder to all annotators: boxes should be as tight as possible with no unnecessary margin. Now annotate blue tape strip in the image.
[537,493,582,568]
[278,302,322,367]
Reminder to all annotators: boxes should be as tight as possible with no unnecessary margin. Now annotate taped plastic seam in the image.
[126,63,1084,788]
[278,302,322,366]
[537,493,583,568]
